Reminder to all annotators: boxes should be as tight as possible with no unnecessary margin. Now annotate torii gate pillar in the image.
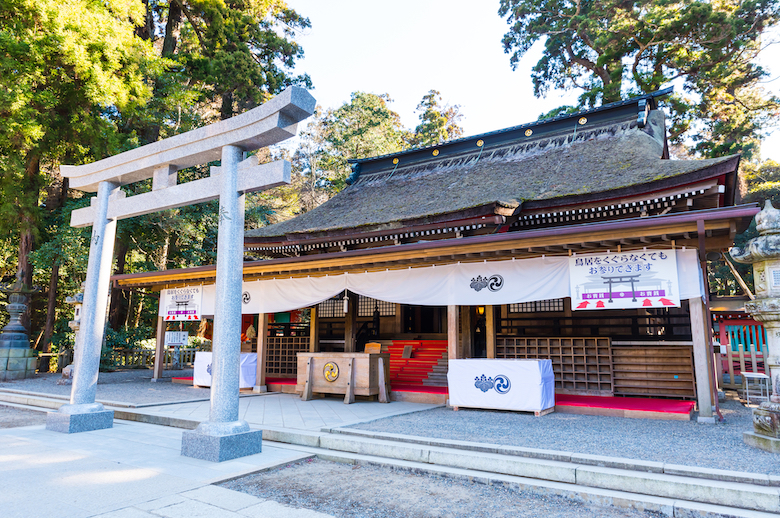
[45,180,120,432]
[45,88,315,462]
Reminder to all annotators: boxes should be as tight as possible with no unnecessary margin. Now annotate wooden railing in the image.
[111,347,200,369]
[44,347,201,371]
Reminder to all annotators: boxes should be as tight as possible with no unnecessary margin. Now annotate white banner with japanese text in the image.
[193,249,700,316]
[569,249,680,310]
[159,286,203,321]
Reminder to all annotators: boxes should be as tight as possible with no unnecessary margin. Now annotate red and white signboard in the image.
[160,286,203,321]
[569,249,680,310]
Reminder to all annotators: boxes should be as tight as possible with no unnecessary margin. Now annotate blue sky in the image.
[286,0,779,162]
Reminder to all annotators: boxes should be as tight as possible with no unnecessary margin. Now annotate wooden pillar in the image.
[689,297,714,421]
[309,306,319,353]
[448,305,459,360]
[344,292,358,352]
[394,304,403,334]
[461,306,473,358]
[152,316,165,382]
[253,313,268,392]
[486,305,496,359]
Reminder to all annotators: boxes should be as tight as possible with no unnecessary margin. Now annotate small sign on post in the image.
[165,331,188,371]
[165,331,189,346]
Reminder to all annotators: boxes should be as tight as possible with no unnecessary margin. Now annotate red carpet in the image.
[266,377,297,385]
[172,377,192,382]
[387,340,448,389]
[390,383,449,394]
[555,394,695,414]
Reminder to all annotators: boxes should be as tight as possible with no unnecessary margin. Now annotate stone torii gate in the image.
[45,87,315,462]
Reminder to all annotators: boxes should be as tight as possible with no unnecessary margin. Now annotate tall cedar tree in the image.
[0,0,155,345]
[498,0,780,159]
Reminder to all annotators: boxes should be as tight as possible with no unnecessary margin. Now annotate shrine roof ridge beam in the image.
[112,204,758,287]
[70,160,290,228]
[60,87,315,192]
[244,215,506,248]
[349,87,673,175]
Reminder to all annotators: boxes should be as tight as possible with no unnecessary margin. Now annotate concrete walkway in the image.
[121,393,441,430]
[3,374,780,517]
[0,391,441,518]
[0,420,330,518]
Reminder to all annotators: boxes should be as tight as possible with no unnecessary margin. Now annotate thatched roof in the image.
[247,94,736,241]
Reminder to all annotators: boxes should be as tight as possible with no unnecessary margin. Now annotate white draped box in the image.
[193,352,256,388]
[188,249,702,316]
[447,359,556,412]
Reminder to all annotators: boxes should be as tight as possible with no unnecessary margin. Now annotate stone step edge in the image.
[267,428,780,513]
[55,410,780,513]
[103,407,780,496]
[267,441,778,518]
[322,426,780,489]
[0,388,264,410]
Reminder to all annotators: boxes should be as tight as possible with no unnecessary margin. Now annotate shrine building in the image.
[113,88,758,420]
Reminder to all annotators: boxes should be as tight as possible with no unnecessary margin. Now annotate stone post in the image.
[181,145,263,462]
[46,181,119,433]
[731,201,780,451]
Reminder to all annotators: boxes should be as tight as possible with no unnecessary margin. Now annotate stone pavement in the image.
[124,393,441,430]
[0,395,440,518]
[0,419,331,518]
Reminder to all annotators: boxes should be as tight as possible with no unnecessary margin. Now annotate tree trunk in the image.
[141,2,182,144]
[38,257,59,372]
[221,91,234,120]
[37,167,68,371]
[156,234,170,272]
[133,296,144,329]
[162,2,182,56]
[135,0,154,40]
[109,238,130,330]
[18,153,40,331]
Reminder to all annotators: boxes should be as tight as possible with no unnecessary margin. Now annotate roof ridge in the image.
[350,87,673,166]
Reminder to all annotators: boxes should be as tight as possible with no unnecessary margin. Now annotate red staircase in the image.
[387,340,448,392]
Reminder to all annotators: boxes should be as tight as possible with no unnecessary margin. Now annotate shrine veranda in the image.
[113,88,758,422]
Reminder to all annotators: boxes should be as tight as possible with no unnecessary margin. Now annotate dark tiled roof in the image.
[247,104,735,240]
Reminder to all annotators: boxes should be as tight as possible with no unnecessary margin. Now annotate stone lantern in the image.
[731,200,780,451]
[0,272,39,381]
[61,283,85,374]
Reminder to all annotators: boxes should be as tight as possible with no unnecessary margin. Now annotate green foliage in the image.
[409,90,464,147]
[174,0,312,119]
[741,160,780,207]
[498,0,780,159]
[310,92,407,192]
[0,0,158,205]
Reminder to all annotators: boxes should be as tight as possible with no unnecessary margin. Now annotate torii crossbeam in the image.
[46,87,315,462]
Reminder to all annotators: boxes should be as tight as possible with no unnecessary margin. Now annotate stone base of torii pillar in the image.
[45,87,315,461]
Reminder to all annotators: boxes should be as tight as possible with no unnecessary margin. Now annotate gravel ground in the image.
[0,368,211,405]
[348,395,780,475]
[222,458,659,518]
[0,404,46,428]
